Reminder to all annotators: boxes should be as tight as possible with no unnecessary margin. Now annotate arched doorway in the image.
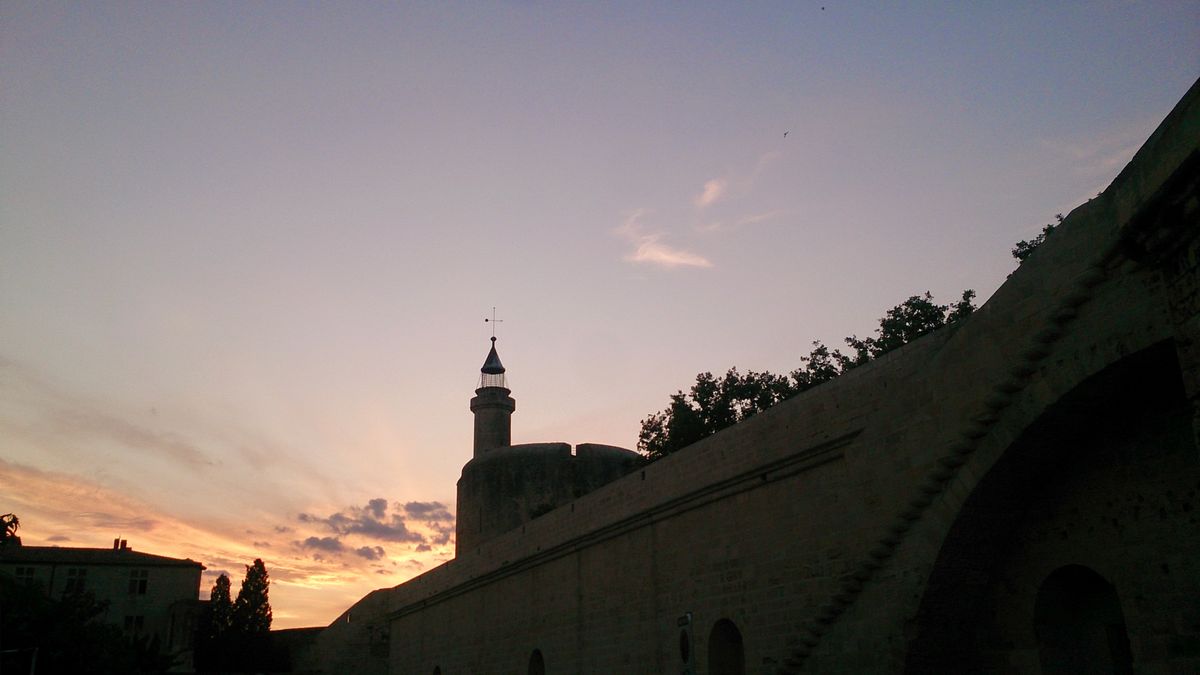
[528,648,545,675]
[1035,565,1132,674]
[708,619,746,675]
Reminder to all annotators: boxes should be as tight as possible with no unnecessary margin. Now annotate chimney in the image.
[113,538,120,550]
[119,539,128,550]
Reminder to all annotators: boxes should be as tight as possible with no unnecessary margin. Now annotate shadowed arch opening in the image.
[904,342,1186,672]
[1035,565,1132,674]
[528,648,545,675]
[432,668,440,675]
[708,619,745,675]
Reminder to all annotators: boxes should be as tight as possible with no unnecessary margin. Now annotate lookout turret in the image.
[470,337,515,456]
[457,333,641,554]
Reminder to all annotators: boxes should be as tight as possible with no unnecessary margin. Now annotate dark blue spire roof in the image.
[481,337,505,374]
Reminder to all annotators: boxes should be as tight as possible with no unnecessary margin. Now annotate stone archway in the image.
[904,342,1194,672]
[1034,565,1132,673]
[707,618,746,675]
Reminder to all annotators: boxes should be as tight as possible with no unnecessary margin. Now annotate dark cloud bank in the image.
[294,498,454,561]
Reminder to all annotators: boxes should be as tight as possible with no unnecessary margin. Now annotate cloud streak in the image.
[695,178,727,208]
[0,357,214,468]
[701,209,789,232]
[614,210,712,269]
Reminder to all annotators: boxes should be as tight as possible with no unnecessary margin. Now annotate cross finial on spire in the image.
[484,307,503,339]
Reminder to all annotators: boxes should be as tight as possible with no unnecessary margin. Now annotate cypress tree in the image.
[232,558,272,634]
[208,573,234,637]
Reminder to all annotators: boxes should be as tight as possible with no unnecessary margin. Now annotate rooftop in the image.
[0,545,204,569]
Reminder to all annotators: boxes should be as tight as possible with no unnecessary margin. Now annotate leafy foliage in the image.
[0,573,175,674]
[1012,214,1062,262]
[1,513,19,545]
[638,290,976,460]
[844,290,977,361]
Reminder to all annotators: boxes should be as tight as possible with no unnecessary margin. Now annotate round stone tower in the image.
[455,337,641,555]
[470,337,515,456]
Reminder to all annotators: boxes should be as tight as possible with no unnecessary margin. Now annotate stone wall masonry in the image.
[456,443,642,553]
[308,78,1200,675]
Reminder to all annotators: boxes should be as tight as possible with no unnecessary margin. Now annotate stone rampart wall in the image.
[306,78,1200,675]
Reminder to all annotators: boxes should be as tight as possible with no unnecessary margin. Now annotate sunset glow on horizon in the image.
[3,2,1197,628]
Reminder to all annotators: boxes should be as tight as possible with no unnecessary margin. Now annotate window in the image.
[14,566,36,584]
[64,567,87,593]
[124,615,145,633]
[129,569,148,595]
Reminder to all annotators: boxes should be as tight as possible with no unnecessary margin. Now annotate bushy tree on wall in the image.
[638,217,1064,460]
[638,290,977,460]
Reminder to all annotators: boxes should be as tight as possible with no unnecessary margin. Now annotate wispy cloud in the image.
[0,357,214,468]
[695,178,727,208]
[694,151,781,211]
[701,209,788,232]
[614,210,713,269]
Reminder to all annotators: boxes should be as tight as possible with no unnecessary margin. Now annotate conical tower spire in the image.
[479,336,507,388]
[470,336,515,456]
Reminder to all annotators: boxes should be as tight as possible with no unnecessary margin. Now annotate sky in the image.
[2,2,1197,628]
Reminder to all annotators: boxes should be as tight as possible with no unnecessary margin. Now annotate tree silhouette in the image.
[205,573,234,639]
[1012,214,1062,263]
[1,513,20,546]
[194,573,234,671]
[844,290,976,361]
[232,558,272,634]
[638,290,976,459]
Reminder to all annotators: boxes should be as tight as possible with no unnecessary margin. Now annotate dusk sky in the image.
[2,2,1197,628]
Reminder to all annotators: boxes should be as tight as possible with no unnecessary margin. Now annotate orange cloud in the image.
[0,459,455,628]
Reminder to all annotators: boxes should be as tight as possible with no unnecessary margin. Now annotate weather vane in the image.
[484,307,503,340]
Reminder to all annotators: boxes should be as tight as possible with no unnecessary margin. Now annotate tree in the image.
[638,368,800,459]
[232,558,272,634]
[194,573,234,671]
[209,573,234,636]
[1012,214,1062,263]
[638,289,976,460]
[1,513,19,546]
[844,290,976,361]
[0,573,174,674]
